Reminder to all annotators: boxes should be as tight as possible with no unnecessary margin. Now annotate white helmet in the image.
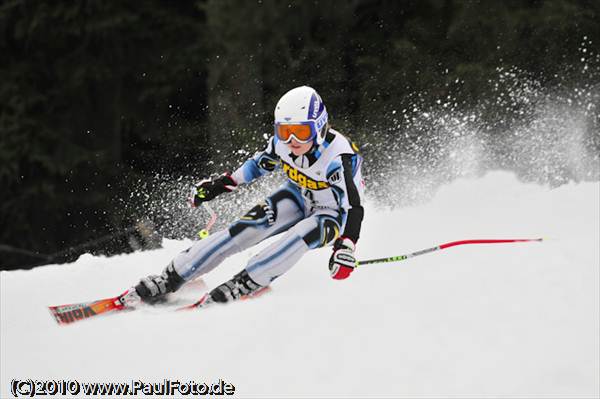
[274,86,329,145]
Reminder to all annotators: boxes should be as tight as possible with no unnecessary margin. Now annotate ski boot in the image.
[208,270,262,304]
[134,262,185,304]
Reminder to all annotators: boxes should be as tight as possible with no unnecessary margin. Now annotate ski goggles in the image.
[275,123,316,144]
[274,112,328,144]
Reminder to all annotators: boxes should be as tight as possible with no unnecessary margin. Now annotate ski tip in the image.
[48,306,64,325]
[48,294,128,326]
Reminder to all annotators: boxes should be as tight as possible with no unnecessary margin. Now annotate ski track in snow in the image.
[1,171,598,398]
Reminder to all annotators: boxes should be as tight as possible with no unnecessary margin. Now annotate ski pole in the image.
[197,203,217,239]
[357,238,543,266]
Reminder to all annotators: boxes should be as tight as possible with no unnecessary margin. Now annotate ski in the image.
[48,278,209,325]
[49,283,272,325]
[48,290,131,325]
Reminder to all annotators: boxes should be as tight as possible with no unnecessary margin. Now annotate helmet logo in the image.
[308,93,322,121]
[312,98,320,119]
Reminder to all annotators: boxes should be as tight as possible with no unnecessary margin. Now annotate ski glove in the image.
[329,237,357,280]
[190,173,237,207]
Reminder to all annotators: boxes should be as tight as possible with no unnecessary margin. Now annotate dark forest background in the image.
[1,0,598,270]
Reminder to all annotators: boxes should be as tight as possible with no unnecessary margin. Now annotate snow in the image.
[1,171,599,398]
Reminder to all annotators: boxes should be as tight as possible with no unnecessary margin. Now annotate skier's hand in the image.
[328,237,356,280]
[190,173,237,207]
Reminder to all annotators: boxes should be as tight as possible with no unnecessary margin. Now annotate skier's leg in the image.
[246,209,341,286]
[135,183,306,301]
[173,182,306,280]
[207,209,342,303]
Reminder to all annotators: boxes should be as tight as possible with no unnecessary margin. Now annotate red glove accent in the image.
[331,265,354,280]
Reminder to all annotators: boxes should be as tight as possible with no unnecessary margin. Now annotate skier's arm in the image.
[231,136,280,185]
[330,153,365,243]
[327,153,364,280]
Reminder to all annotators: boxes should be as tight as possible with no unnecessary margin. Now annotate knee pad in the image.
[321,218,340,246]
[241,202,275,224]
[301,216,340,249]
[229,201,275,237]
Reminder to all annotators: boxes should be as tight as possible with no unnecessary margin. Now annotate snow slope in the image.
[1,171,598,398]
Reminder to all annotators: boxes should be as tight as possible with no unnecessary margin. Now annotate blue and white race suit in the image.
[172,128,365,286]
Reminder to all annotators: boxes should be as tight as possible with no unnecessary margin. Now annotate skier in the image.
[132,86,365,305]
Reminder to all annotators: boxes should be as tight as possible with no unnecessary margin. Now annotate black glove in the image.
[190,173,237,207]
